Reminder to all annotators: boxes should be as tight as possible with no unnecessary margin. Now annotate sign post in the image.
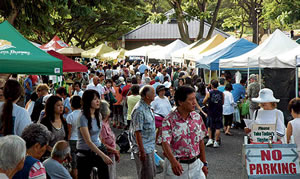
[243,144,300,178]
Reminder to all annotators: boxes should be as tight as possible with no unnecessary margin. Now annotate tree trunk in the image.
[251,14,258,44]
[206,0,222,40]
[7,0,18,26]
[196,0,207,40]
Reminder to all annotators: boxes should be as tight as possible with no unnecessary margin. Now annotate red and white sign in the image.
[245,145,300,177]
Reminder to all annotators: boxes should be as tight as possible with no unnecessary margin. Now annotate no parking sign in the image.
[243,144,300,178]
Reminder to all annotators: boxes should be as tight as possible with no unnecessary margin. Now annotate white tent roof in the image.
[219,29,299,69]
[125,45,162,57]
[259,46,300,68]
[195,36,237,62]
[148,39,187,59]
[171,40,199,63]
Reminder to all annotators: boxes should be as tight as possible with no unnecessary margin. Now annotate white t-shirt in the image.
[26,101,35,116]
[0,102,32,136]
[253,109,285,136]
[112,69,119,76]
[151,96,172,117]
[66,110,81,140]
[87,83,104,97]
[73,90,83,97]
[290,118,300,157]
[223,91,235,115]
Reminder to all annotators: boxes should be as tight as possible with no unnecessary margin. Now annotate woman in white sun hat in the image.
[244,88,286,140]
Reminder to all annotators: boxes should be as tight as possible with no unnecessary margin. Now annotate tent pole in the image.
[258,57,262,89]
[209,70,211,83]
[218,67,221,78]
[296,56,299,98]
[247,58,250,87]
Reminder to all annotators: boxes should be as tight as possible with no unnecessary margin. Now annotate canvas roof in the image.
[184,34,225,61]
[219,29,299,69]
[81,44,114,58]
[171,40,201,63]
[40,35,69,51]
[148,39,187,59]
[125,45,162,57]
[197,38,257,70]
[0,21,62,75]
[57,46,84,56]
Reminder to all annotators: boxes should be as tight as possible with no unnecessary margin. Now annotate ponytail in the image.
[0,80,22,135]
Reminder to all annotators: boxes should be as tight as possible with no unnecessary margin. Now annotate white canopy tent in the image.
[219,29,299,69]
[148,39,187,59]
[171,40,200,63]
[125,45,162,57]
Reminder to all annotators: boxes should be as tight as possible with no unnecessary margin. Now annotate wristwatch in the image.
[203,161,208,167]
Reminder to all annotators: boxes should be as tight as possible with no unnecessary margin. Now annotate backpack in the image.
[116,131,130,153]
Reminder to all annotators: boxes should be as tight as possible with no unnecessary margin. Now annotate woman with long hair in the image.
[77,89,112,178]
[40,95,68,152]
[0,80,31,136]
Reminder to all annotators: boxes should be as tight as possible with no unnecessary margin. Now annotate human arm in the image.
[199,140,208,176]
[135,131,146,161]
[286,122,293,144]
[202,92,210,105]
[162,142,183,176]
[79,127,113,164]
[67,124,72,140]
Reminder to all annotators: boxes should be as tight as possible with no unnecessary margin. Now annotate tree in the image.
[0,0,148,49]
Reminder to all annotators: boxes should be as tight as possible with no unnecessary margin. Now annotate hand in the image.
[203,112,207,118]
[115,150,120,163]
[244,128,251,134]
[102,154,113,165]
[170,159,183,176]
[139,150,146,162]
[202,166,208,176]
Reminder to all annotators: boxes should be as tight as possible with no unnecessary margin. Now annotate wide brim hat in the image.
[252,88,280,103]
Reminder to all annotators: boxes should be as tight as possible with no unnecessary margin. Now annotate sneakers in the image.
[206,139,214,146]
[213,141,220,148]
[130,152,134,160]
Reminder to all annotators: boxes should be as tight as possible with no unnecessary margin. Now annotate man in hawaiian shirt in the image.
[162,85,208,179]
[130,85,156,179]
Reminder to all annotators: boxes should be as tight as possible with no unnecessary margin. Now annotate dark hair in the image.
[175,85,195,106]
[144,69,149,73]
[106,79,113,84]
[82,90,101,130]
[288,98,300,114]
[74,82,81,89]
[140,85,153,98]
[130,85,140,95]
[164,76,169,82]
[219,77,225,85]
[30,92,38,102]
[185,77,192,86]
[211,79,219,88]
[132,77,138,84]
[21,123,51,149]
[240,79,247,84]
[70,95,81,109]
[196,82,206,96]
[0,80,23,135]
[225,83,233,91]
[56,87,67,96]
[44,95,63,123]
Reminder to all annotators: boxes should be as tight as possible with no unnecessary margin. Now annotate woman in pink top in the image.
[100,100,120,179]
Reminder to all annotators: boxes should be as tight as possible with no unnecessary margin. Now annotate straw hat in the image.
[252,88,280,103]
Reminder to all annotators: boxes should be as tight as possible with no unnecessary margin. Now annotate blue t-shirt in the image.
[77,114,102,150]
[43,158,72,179]
[232,83,246,103]
[217,86,225,92]
[24,77,32,95]
[63,97,72,119]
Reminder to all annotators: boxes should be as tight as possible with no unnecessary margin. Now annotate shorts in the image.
[207,116,223,129]
[155,116,164,128]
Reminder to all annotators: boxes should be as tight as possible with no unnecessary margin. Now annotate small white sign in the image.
[54,68,60,74]
[251,124,276,143]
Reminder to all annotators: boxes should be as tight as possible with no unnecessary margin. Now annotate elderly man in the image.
[87,76,105,99]
[0,135,26,179]
[43,140,72,179]
[130,85,156,179]
[162,86,208,179]
[247,74,263,119]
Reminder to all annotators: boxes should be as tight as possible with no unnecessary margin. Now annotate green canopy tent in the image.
[0,21,62,75]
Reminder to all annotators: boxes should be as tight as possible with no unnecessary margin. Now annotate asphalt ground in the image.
[113,127,245,179]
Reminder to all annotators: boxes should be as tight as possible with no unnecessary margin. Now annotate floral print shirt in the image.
[162,109,207,158]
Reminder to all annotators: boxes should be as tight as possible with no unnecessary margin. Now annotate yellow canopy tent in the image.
[57,46,84,56]
[184,34,225,62]
[81,44,114,58]
[100,48,126,62]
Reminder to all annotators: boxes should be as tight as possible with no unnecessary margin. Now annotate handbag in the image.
[109,91,117,104]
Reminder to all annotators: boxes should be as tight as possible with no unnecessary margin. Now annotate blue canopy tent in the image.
[196,38,257,70]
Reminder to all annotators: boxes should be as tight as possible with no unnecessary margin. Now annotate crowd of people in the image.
[0,59,300,179]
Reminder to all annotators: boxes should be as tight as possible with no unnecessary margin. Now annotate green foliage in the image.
[0,0,148,49]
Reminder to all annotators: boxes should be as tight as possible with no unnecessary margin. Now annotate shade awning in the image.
[48,50,88,72]
[0,21,62,75]
[40,35,69,51]
[81,44,114,58]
